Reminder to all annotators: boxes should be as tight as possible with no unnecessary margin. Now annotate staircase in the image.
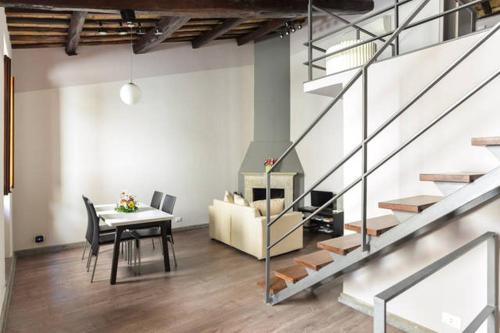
[261,0,500,307]
[265,137,500,304]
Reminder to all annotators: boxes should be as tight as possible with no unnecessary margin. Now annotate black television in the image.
[311,190,336,210]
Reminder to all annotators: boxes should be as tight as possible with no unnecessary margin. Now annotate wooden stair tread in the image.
[257,276,287,294]
[471,136,500,146]
[317,234,361,255]
[274,264,308,284]
[378,195,442,213]
[293,250,333,270]
[345,215,399,236]
[419,172,484,183]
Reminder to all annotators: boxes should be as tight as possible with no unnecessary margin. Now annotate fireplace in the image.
[252,188,285,201]
[242,172,296,207]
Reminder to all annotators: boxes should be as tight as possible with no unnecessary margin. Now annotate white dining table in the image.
[95,204,174,284]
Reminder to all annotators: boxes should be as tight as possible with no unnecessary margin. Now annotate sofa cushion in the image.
[233,194,249,206]
[251,198,285,216]
[223,191,234,203]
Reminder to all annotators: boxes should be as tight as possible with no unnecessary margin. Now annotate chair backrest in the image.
[161,194,176,214]
[82,195,93,243]
[150,191,164,209]
[86,199,101,255]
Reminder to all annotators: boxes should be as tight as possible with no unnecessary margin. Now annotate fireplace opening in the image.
[252,188,285,201]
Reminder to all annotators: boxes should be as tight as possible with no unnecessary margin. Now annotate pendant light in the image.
[120,27,141,105]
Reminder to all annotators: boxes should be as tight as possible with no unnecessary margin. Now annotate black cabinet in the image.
[298,207,344,237]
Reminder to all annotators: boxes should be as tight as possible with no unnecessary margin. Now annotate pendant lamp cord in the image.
[129,27,133,84]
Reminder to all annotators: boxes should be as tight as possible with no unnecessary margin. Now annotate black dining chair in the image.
[149,191,164,249]
[151,191,164,209]
[81,195,115,263]
[133,194,177,268]
[84,197,140,282]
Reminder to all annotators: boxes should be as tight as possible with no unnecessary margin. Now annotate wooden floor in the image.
[6,228,401,333]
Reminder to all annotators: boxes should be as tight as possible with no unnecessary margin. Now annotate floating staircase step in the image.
[293,250,333,271]
[317,234,361,255]
[345,215,399,236]
[471,136,500,146]
[257,276,287,294]
[274,264,308,284]
[378,195,442,213]
[420,173,484,183]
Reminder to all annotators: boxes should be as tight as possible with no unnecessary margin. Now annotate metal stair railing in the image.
[263,0,500,304]
[374,232,498,333]
[305,0,488,79]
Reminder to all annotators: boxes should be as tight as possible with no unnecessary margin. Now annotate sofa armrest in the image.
[257,211,304,259]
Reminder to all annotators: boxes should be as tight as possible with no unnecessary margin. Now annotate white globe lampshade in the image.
[120,82,141,105]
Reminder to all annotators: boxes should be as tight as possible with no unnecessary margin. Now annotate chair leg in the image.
[81,242,88,261]
[91,252,99,283]
[151,238,155,250]
[86,250,92,272]
[135,239,141,275]
[169,239,177,268]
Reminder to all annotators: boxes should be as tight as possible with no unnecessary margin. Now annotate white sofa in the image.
[208,199,303,259]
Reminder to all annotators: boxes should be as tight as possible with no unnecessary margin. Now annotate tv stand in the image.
[298,206,344,237]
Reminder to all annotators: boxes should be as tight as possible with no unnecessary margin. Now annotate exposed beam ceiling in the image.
[133,16,190,54]
[65,10,86,55]
[237,19,283,46]
[0,0,375,18]
[192,18,244,49]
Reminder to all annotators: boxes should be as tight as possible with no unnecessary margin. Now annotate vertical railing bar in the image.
[361,67,369,252]
[264,171,271,303]
[308,0,313,81]
[374,297,387,333]
[394,0,400,55]
[487,235,498,333]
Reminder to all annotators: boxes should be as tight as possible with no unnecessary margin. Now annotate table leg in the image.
[160,222,171,272]
[111,226,124,285]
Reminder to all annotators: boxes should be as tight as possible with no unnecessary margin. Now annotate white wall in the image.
[0,7,11,323]
[12,41,254,251]
[335,30,500,332]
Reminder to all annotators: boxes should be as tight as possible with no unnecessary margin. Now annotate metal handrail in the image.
[267,22,500,232]
[311,5,396,55]
[264,0,431,303]
[268,69,500,250]
[305,0,414,46]
[306,0,484,66]
[263,0,500,303]
[373,232,498,332]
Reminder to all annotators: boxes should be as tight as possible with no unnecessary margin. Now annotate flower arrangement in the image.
[115,192,138,213]
[264,158,277,173]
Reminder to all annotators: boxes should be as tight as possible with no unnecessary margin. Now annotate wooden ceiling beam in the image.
[237,19,283,46]
[191,18,243,49]
[0,0,374,18]
[133,16,189,54]
[65,10,86,55]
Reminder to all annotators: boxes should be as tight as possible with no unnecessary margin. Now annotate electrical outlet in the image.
[442,312,461,330]
[175,217,183,223]
[35,235,44,243]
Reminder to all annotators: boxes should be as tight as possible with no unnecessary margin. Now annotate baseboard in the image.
[15,241,85,257]
[1,257,16,333]
[173,223,208,232]
[338,292,434,333]
[14,224,208,257]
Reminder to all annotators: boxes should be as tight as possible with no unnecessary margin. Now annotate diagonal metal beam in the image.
[65,11,86,55]
[133,16,190,54]
[192,18,244,49]
[237,19,283,46]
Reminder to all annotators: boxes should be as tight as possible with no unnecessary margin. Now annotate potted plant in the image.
[264,158,277,173]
